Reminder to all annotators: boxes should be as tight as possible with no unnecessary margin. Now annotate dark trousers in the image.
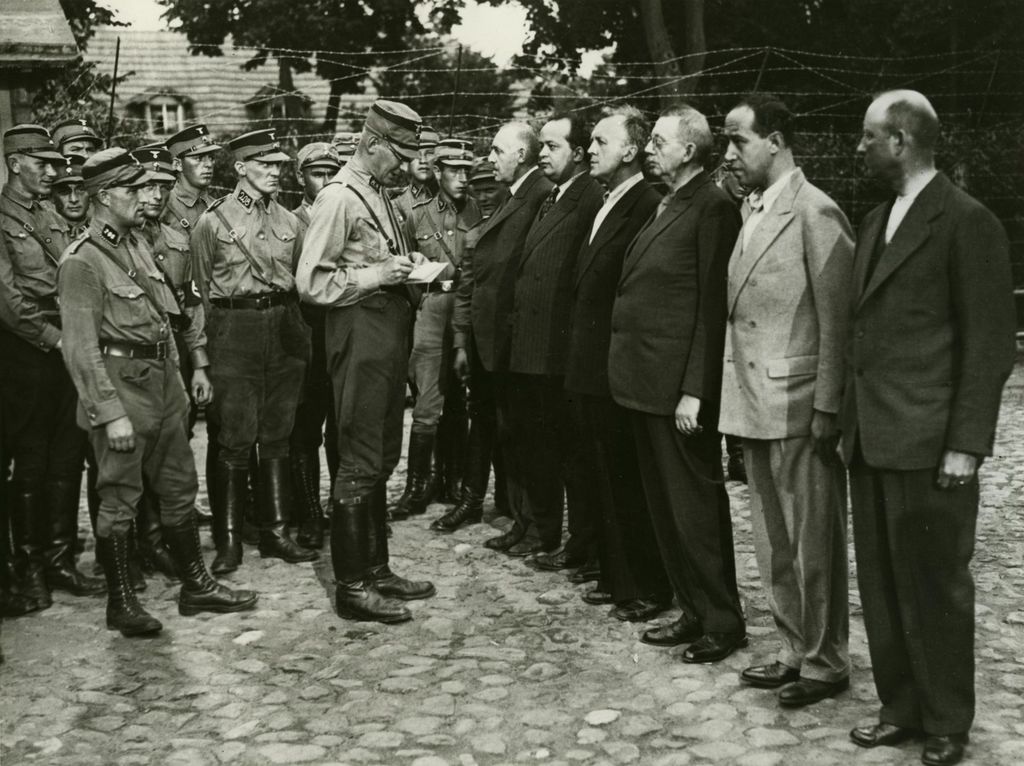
[0,329,86,490]
[571,393,668,603]
[290,304,339,477]
[207,302,309,466]
[630,411,744,634]
[850,452,977,735]
[326,292,411,500]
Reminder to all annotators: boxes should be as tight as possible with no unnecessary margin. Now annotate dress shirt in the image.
[885,169,938,244]
[508,166,539,197]
[589,172,643,244]
[742,168,797,251]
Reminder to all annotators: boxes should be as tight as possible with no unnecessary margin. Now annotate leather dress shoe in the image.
[640,615,702,647]
[569,560,600,584]
[740,661,801,689]
[681,631,749,663]
[506,538,552,558]
[922,733,968,766]
[611,599,668,622]
[778,676,849,707]
[849,722,920,749]
[483,522,525,552]
[532,547,587,571]
[581,588,613,605]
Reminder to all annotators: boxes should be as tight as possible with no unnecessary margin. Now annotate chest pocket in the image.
[108,283,153,329]
[216,225,249,267]
[1,220,48,273]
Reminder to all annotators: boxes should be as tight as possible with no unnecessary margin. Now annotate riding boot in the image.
[256,457,318,563]
[211,462,246,575]
[43,478,106,595]
[330,494,411,623]
[242,448,260,545]
[389,431,435,520]
[87,462,103,576]
[135,489,180,582]
[438,386,468,503]
[163,519,258,616]
[10,486,52,610]
[290,449,325,549]
[96,532,162,637]
[431,416,488,533]
[367,486,435,600]
[0,490,41,616]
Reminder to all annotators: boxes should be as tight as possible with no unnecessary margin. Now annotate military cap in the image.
[228,129,291,163]
[2,124,64,162]
[332,131,359,160]
[435,138,474,168]
[52,153,87,187]
[296,142,341,171]
[418,127,440,151]
[51,119,102,151]
[82,148,152,193]
[364,99,422,161]
[469,158,498,183]
[131,144,176,183]
[166,124,220,158]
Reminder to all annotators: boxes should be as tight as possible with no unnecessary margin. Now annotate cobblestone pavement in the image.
[3,372,1024,766]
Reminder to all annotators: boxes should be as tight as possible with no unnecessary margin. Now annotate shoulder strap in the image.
[0,209,62,267]
[210,206,277,289]
[87,235,171,320]
[324,180,398,255]
[421,205,458,265]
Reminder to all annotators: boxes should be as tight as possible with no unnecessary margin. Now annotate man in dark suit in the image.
[841,90,1015,766]
[502,115,603,559]
[609,104,746,663]
[563,106,669,619]
[451,123,553,551]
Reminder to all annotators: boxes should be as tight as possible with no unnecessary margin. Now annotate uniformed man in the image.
[188,129,317,573]
[392,126,440,225]
[50,119,103,158]
[59,148,257,637]
[391,139,480,520]
[163,124,220,236]
[0,125,103,611]
[289,141,343,549]
[51,154,90,237]
[297,99,436,624]
[467,157,508,218]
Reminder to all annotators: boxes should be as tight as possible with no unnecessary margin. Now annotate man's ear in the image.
[621,141,639,165]
[571,144,586,165]
[234,160,247,178]
[172,157,183,172]
[7,154,21,175]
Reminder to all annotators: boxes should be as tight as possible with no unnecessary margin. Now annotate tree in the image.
[158,0,465,133]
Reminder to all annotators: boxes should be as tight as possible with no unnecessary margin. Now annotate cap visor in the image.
[395,146,418,161]
[52,176,84,187]
[301,160,342,171]
[123,170,158,188]
[440,159,474,169]
[183,143,222,156]
[248,150,291,163]
[27,149,67,162]
[149,170,177,183]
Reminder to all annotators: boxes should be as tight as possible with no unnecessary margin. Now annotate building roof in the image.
[84,28,374,135]
[0,0,79,71]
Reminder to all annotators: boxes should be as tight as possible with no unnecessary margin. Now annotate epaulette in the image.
[66,232,91,255]
[411,196,432,210]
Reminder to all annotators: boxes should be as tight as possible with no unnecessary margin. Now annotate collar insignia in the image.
[101,224,120,245]
[237,189,253,209]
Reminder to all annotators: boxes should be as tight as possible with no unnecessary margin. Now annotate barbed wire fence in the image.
[92,42,1023,282]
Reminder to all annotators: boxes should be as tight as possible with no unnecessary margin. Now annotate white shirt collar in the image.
[604,172,643,206]
[759,168,797,215]
[554,171,585,202]
[508,166,538,197]
[898,169,938,203]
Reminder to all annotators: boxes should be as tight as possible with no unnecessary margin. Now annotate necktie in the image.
[538,187,559,220]
[746,191,764,212]
[655,193,672,218]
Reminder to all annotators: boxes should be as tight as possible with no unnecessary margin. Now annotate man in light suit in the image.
[564,106,668,619]
[719,94,854,708]
[451,123,553,552]
[842,90,1014,766]
[609,104,745,663]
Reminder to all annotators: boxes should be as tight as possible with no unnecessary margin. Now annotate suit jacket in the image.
[838,172,1015,469]
[608,171,740,418]
[452,168,553,372]
[718,168,854,439]
[564,178,661,397]
[509,173,603,375]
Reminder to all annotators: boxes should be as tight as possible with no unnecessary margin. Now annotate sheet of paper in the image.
[407,261,447,284]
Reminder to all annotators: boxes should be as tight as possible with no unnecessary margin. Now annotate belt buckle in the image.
[438,280,454,293]
[154,342,166,360]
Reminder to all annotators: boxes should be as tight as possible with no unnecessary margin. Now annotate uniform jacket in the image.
[452,167,553,372]
[609,171,740,418]
[406,195,482,282]
[160,179,215,239]
[838,172,1015,469]
[564,177,660,397]
[719,168,854,439]
[141,218,191,292]
[509,172,603,375]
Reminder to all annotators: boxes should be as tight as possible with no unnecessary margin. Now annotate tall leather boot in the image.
[163,518,258,616]
[256,457,318,563]
[431,416,488,533]
[368,482,435,600]
[126,522,147,592]
[212,462,246,575]
[44,478,106,596]
[0,483,41,615]
[388,431,435,520]
[438,386,468,503]
[87,461,103,576]
[135,489,179,582]
[330,494,411,623]
[242,447,261,546]
[96,531,162,637]
[290,449,325,549]
[10,486,52,610]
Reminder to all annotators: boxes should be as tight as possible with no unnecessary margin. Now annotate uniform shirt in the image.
[296,157,412,308]
[188,184,303,303]
[140,218,191,290]
[293,198,313,232]
[59,218,207,427]
[0,183,70,349]
[160,179,216,239]
[406,195,482,281]
[392,181,432,227]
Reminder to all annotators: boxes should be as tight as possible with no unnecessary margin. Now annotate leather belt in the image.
[33,295,60,312]
[99,339,169,360]
[423,279,457,294]
[210,293,293,310]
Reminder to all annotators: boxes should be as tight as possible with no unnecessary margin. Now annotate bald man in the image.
[841,90,1015,766]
